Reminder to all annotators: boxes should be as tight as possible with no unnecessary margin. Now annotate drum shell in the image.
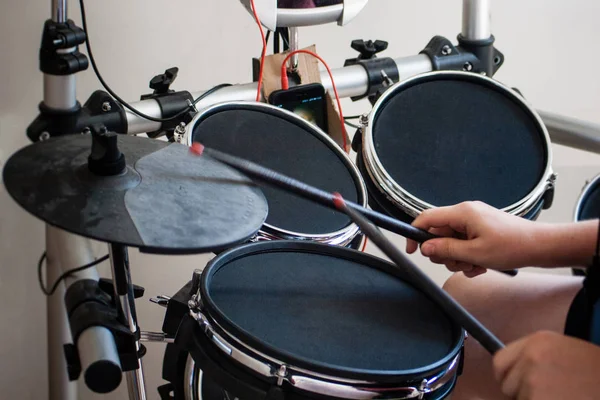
[359,71,556,222]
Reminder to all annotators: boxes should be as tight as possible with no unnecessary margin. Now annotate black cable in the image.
[344,115,362,120]
[265,30,271,47]
[38,252,110,296]
[344,120,360,130]
[79,0,231,123]
[281,28,290,51]
[274,29,280,54]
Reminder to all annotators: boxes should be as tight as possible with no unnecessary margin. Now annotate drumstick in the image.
[332,192,505,355]
[189,142,518,276]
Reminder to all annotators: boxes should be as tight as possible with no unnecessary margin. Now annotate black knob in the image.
[149,67,179,94]
[350,40,388,60]
[88,125,126,176]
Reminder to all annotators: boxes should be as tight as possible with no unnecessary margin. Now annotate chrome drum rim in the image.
[362,71,555,218]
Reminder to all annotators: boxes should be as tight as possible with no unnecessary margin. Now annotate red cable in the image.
[360,237,368,252]
[279,50,349,152]
[250,0,267,102]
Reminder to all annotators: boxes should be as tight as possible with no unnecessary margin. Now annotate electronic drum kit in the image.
[5,0,600,399]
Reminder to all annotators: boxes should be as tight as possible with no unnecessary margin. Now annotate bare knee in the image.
[442,272,480,309]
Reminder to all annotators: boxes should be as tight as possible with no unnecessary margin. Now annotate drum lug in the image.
[274,365,289,386]
[548,172,558,186]
[417,379,428,399]
[173,122,186,143]
[189,307,212,336]
[359,113,370,128]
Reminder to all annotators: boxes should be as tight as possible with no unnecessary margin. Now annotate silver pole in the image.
[109,245,147,400]
[45,0,76,111]
[78,326,122,390]
[52,0,67,23]
[139,331,175,343]
[539,111,600,155]
[461,0,492,40]
[45,227,80,400]
[44,1,83,398]
[289,27,299,71]
[124,54,433,134]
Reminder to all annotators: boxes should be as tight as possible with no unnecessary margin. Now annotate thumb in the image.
[421,238,476,263]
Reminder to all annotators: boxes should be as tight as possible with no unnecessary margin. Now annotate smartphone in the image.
[269,83,328,132]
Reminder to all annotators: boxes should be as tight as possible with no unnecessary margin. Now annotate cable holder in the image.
[62,279,148,380]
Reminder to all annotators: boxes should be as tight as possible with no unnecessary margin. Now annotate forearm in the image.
[527,220,598,268]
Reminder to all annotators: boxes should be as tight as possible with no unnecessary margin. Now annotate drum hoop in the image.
[185,102,367,244]
[573,173,600,222]
[362,71,555,217]
[189,307,461,399]
[196,241,465,382]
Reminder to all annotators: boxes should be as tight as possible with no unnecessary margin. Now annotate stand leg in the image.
[109,244,147,400]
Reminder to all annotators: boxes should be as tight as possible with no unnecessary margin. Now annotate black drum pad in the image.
[372,77,547,208]
[203,243,462,379]
[192,105,359,234]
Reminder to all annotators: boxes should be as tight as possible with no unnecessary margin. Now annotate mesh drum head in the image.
[191,104,364,238]
[365,72,551,214]
[200,241,463,381]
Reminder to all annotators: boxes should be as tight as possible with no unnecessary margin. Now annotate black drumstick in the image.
[190,143,518,276]
[332,193,505,355]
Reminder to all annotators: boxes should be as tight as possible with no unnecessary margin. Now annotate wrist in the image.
[527,220,598,268]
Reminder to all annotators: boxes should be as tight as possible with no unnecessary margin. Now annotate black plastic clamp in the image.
[40,19,88,75]
[140,68,194,139]
[27,90,128,142]
[420,35,504,77]
[344,39,399,102]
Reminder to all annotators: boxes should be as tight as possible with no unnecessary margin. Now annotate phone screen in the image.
[270,84,328,132]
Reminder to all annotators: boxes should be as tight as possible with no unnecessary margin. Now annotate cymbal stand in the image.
[37,0,127,398]
[109,244,148,400]
[43,1,89,399]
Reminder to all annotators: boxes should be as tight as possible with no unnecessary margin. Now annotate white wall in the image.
[1,0,600,398]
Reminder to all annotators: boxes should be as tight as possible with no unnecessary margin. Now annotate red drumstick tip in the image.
[190,142,205,156]
[332,192,345,210]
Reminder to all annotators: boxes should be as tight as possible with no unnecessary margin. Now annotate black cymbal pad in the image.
[3,135,268,254]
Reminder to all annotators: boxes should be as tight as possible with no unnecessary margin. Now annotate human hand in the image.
[493,331,600,400]
[406,201,538,277]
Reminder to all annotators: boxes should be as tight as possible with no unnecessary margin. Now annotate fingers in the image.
[500,356,528,399]
[406,239,418,254]
[463,266,487,278]
[493,336,530,383]
[406,227,456,254]
[421,237,478,265]
[427,258,487,277]
[412,205,471,234]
